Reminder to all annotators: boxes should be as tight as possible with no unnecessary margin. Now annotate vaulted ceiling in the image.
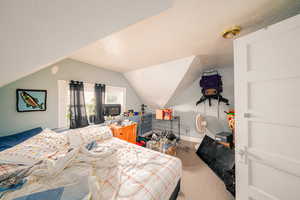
[0,0,172,87]
[1,0,299,109]
[70,0,300,72]
[69,0,299,108]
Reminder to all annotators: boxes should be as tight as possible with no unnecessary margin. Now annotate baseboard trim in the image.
[180,135,203,143]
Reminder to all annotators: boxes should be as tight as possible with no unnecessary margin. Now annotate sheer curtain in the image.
[94,83,106,124]
[69,81,89,129]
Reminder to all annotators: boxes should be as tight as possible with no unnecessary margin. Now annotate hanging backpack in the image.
[196,69,229,106]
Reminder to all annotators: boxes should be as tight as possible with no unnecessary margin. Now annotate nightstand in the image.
[109,123,137,144]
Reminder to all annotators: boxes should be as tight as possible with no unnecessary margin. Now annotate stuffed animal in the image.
[226,109,235,131]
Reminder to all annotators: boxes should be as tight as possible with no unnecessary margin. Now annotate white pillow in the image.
[22,128,69,151]
[75,125,112,144]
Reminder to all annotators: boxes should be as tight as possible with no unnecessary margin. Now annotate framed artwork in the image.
[16,89,47,112]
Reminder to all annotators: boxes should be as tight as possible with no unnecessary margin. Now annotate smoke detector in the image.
[51,65,59,74]
[222,26,241,39]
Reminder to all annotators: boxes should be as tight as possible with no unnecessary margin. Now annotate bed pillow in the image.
[21,128,68,152]
[66,125,112,145]
[77,125,112,144]
[0,129,68,165]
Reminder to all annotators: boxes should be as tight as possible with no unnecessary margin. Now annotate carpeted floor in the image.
[175,141,234,200]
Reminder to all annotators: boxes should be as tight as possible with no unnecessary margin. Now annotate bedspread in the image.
[2,129,181,200]
[89,138,182,200]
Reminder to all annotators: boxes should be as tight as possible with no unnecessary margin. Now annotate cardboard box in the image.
[156,109,173,120]
[156,109,164,120]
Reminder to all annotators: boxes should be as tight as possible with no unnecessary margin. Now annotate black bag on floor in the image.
[196,135,235,196]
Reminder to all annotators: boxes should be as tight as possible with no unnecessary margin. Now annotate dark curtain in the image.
[69,81,89,129]
[94,83,106,124]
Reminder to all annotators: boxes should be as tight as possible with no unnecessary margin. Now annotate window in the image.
[84,84,126,114]
[58,80,126,128]
[105,86,126,113]
[84,83,96,119]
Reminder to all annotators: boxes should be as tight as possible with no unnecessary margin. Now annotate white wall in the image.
[166,67,234,138]
[0,0,172,87]
[124,56,195,108]
[0,59,141,136]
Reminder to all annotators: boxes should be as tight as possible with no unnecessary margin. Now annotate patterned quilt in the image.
[1,126,181,200]
[93,138,182,200]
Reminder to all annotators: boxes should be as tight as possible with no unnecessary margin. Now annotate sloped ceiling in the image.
[70,0,299,109]
[70,0,300,72]
[124,56,194,108]
[165,55,213,106]
[0,0,172,87]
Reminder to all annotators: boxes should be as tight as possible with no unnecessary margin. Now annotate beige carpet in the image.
[175,141,234,200]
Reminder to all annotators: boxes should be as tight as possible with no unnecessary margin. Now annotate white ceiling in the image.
[0,0,172,87]
[70,0,300,72]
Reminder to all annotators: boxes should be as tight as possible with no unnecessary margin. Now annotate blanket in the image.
[2,126,181,200]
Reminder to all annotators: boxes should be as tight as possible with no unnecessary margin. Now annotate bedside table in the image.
[109,123,137,144]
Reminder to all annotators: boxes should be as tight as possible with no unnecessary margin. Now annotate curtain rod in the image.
[59,80,123,89]
[60,80,103,84]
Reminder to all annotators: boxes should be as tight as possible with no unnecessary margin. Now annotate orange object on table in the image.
[156,109,173,120]
[109,123,137,144]
[163,109,172,120]
[156,109,164,120]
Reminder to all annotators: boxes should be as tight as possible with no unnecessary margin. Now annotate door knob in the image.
[244,113,251,118]
[238,149,246,156]
[237,146,248,164]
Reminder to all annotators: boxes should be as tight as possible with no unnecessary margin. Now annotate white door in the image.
[234,14,300,200]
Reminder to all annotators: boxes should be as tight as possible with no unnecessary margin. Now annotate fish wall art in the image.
[16,89,47,112]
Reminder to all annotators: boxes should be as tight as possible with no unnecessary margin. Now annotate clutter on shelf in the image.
[141,104,147,114]
[144,129,178,156]
[105,105,181,156]
[213,109,235,149]
[156,108,173,120]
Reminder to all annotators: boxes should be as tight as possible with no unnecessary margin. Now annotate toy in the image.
[226,109,235,131]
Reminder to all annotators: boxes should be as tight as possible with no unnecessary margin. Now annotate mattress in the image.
[3,136,182,200]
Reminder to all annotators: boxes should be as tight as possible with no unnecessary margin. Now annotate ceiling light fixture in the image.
[222,26,241,39]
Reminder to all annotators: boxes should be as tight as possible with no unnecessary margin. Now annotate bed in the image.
[0,126,182,200]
